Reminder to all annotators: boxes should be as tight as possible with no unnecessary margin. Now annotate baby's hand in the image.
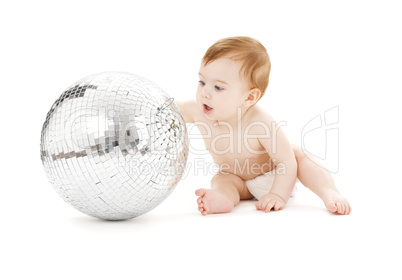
[256,193,285,213]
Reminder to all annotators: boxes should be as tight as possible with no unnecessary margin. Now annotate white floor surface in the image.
[1,1,401,279]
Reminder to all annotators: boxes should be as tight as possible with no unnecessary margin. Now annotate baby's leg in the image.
[195,173,252,215]
[292,145,351,215]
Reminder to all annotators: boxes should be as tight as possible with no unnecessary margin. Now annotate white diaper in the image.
[245,169,297,200]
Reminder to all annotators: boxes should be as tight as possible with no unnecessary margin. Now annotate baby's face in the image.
[196,58,249,122]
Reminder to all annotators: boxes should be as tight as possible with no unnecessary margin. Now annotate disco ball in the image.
[40,72,189,220]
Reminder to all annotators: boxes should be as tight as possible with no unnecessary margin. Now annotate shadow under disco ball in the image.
[40,72,189,220]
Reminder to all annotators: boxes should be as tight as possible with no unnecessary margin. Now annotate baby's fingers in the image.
[264,200,276,213]
[274,201,283,211]
[256,198,270,211]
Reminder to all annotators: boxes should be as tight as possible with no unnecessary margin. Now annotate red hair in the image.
[202,36,271,97]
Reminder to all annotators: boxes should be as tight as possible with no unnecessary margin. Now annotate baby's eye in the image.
[215,85,224,91]
[199,81,205,86]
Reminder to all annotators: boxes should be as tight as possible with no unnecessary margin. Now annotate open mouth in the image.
[203,104,213,114]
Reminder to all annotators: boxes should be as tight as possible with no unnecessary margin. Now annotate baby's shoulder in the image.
[247,105,275,126]
[243,105,278,137]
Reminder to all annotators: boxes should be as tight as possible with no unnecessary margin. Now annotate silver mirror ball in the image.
[40,72,189,220]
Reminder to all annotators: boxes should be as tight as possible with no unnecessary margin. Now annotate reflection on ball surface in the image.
[40,72,188,220]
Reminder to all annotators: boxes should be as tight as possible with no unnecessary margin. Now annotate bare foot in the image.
[323,190,352,215]
[195,188,234,216]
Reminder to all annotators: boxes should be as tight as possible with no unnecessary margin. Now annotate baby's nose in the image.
[201,88,211,99]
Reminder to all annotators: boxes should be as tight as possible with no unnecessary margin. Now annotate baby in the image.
[176,36,351,215]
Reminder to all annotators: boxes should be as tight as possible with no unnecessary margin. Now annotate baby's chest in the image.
[201,127,262,155]
[199,125,268,168]
[195,122,272,178]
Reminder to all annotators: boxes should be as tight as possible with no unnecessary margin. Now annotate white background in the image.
[1,0,401,279]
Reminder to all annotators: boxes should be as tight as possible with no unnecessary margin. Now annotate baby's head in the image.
[203,36,271,99]
[197,36,271,121]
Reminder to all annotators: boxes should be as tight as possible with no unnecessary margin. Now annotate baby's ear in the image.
[245,88,261,106]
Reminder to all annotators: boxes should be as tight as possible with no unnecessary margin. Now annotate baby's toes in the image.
[336,202,345,214]
[197,197,207,211]
[345,204,350,215]
[326,201,338,213]
[343,202,352,215]
[347,204,352,215]
[198,202,209,215]
[198,207,207,216]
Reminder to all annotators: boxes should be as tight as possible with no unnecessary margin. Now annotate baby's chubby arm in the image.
[175,100,197,123]
[256,112,297,206]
